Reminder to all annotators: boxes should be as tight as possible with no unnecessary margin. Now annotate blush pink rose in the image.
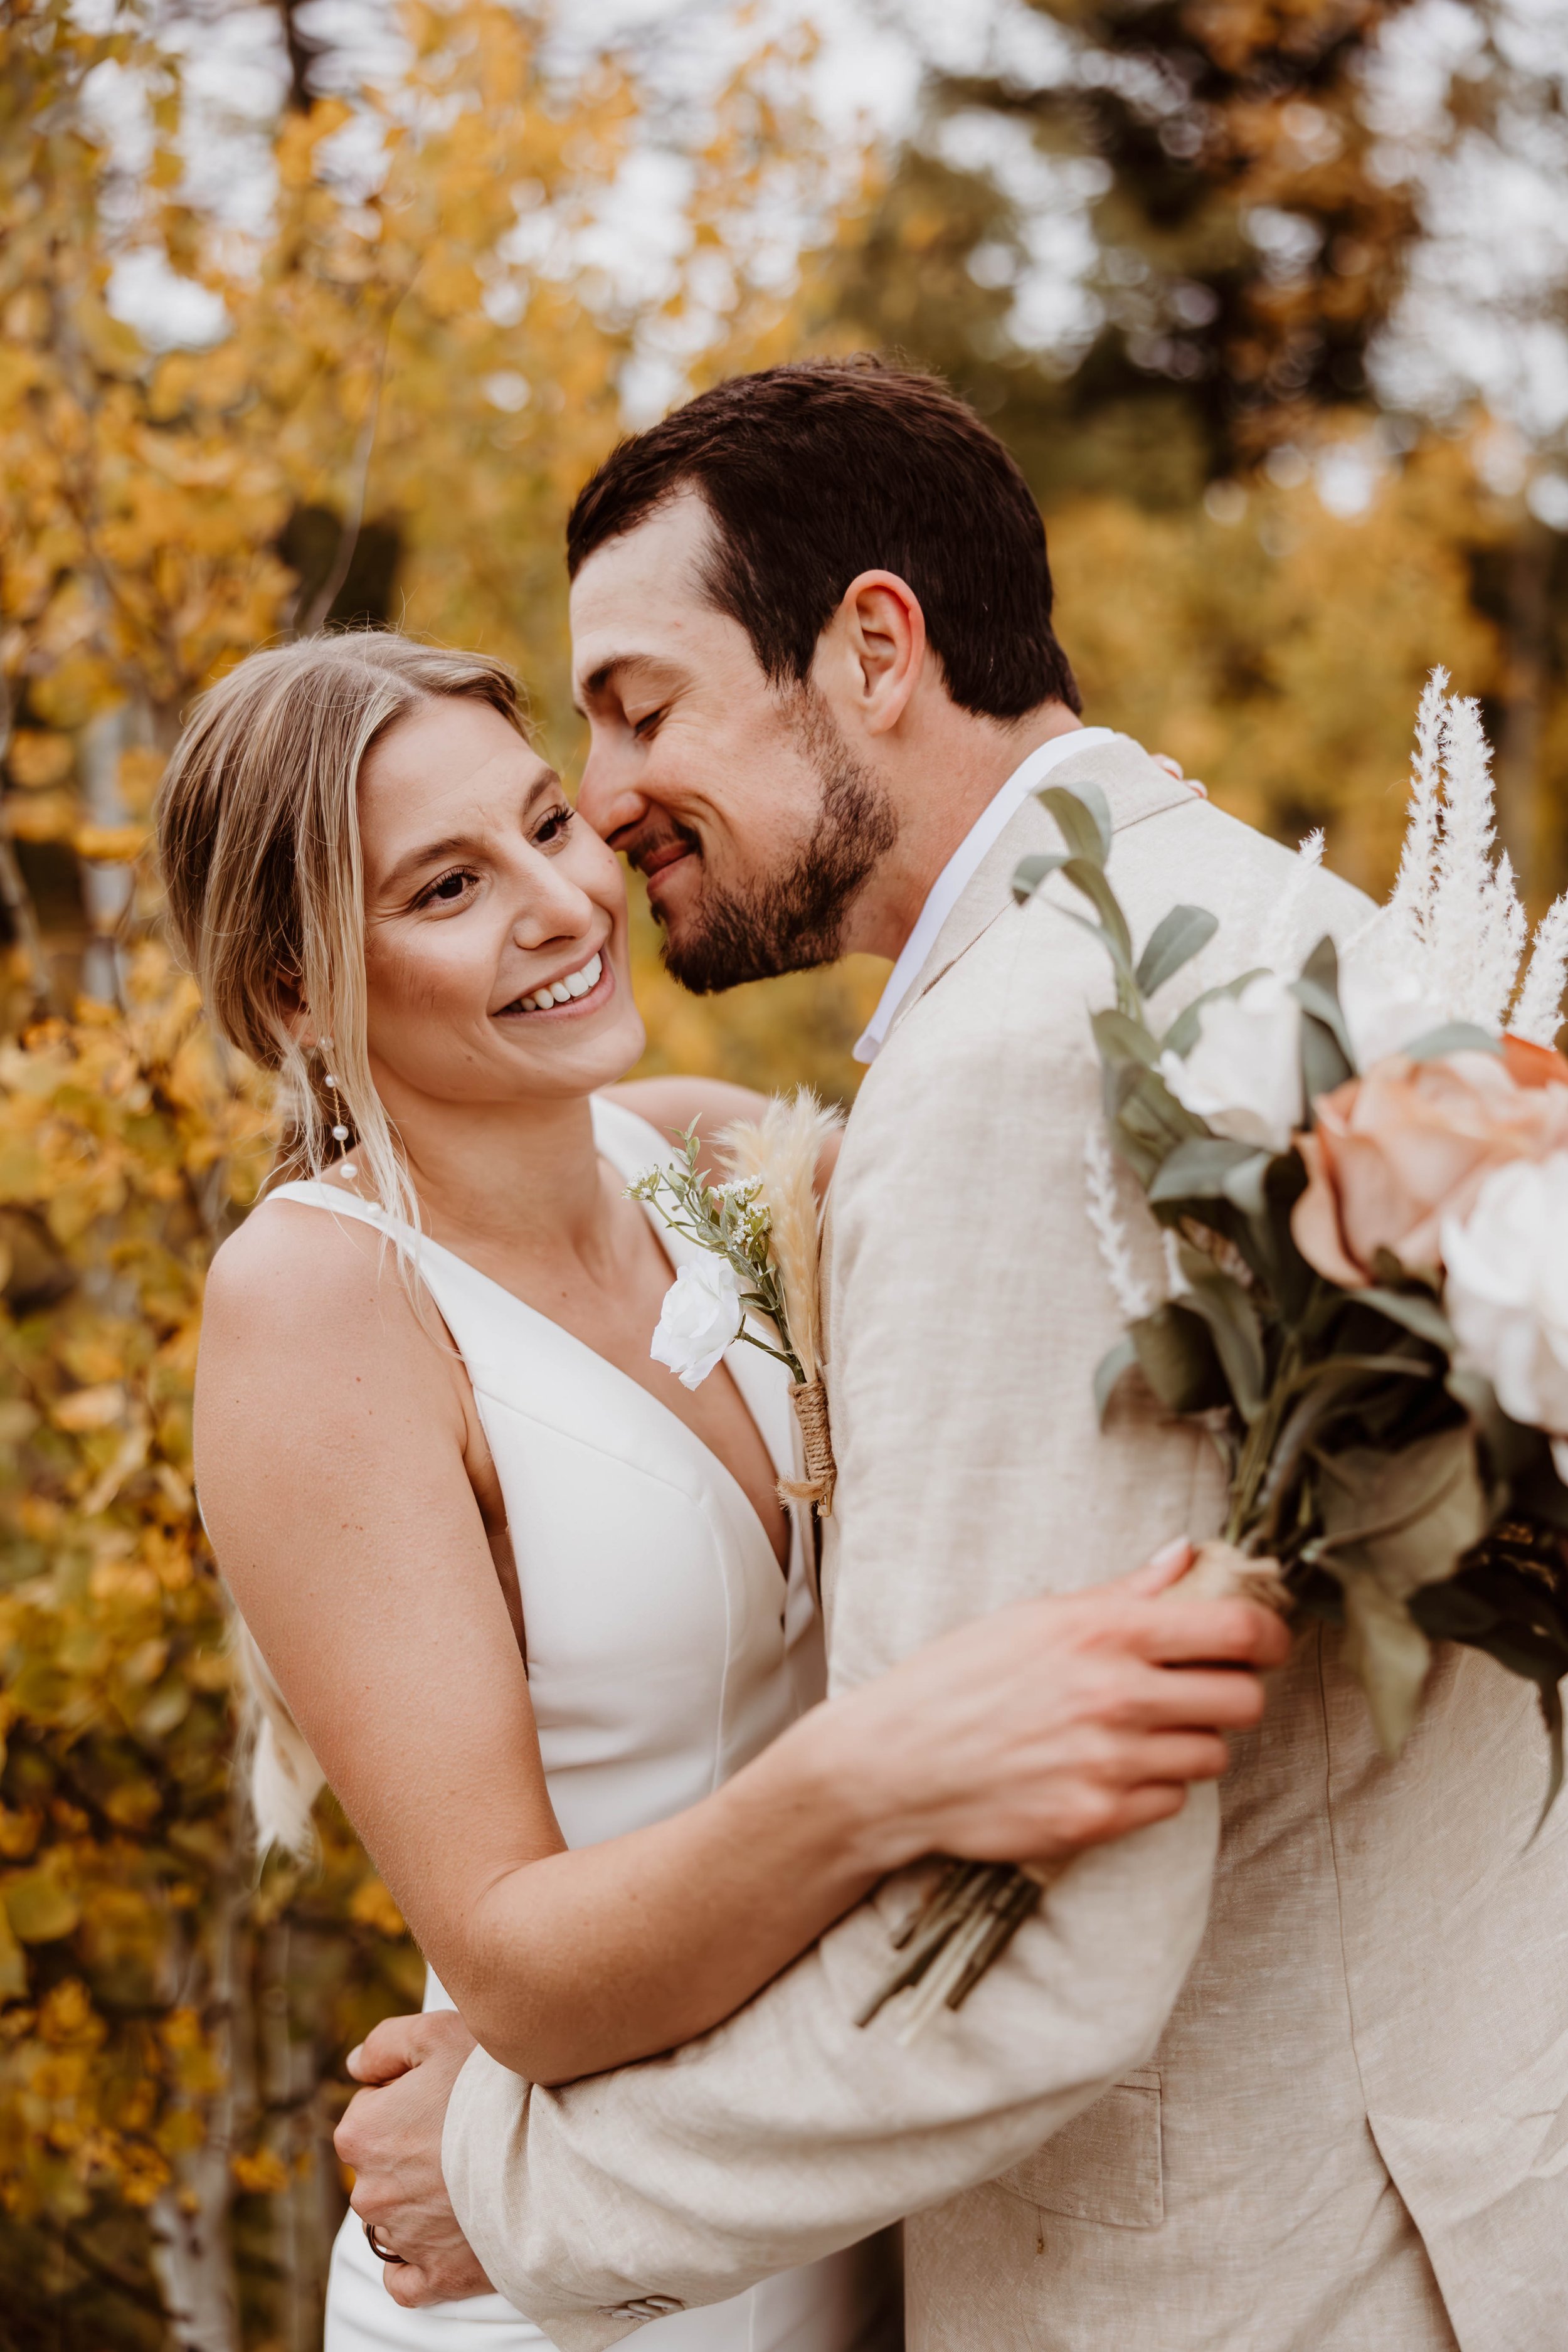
[1291,1037,1568,1288]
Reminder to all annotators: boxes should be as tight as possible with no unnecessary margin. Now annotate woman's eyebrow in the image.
[379,778,561,892]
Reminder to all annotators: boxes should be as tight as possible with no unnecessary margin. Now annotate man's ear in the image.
[820,570,927,738]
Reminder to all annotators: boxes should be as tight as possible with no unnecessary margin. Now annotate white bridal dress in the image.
[275,1099,896,2352]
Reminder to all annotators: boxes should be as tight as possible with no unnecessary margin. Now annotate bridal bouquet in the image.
[630,1091,842,1513]
[867,672,1568,2033]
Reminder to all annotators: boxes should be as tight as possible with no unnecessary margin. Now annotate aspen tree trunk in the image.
[147,1860,248,2352]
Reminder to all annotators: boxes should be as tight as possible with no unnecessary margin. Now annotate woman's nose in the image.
[513,847,596,944]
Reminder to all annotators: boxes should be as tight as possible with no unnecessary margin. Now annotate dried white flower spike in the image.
[1083,1122,1153,1322]
[1512,890,1568,1046]
[1269,828,1325,974]
[1387,664,1447,945]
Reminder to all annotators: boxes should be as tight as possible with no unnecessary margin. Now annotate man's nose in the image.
[578,737,649,849]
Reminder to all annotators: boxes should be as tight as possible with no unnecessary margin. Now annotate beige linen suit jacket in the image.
[444,736,1568,2351]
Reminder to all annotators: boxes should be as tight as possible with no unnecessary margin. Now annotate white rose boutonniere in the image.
[650,1258,746,1391]
[630,1094,844,1512]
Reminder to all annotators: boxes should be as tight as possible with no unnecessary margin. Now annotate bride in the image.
[161,630,1272,2352]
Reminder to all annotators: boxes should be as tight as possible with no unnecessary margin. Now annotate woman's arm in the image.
[198,1206,1282,2089]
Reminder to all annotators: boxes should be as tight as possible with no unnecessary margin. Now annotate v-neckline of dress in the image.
[268,1109,795,1584]
[420,1190,790,1578]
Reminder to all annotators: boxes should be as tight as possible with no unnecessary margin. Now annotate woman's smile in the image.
[494,946,613,1024]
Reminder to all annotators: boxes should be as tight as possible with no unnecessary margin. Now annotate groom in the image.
[337,361,1567,2348]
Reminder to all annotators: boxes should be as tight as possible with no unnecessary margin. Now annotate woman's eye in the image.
[535,806,573,845]
[422,870,474,906]
[632,709,664,740]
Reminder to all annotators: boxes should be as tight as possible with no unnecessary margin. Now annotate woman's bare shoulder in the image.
[203,1186,412,1353]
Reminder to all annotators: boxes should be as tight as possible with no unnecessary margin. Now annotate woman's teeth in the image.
[518,951,602,1013]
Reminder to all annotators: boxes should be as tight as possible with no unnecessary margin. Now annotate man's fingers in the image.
[1135,1596,1291,1670]
[347,2013,428,2086]
[1121,1538,1195,1597]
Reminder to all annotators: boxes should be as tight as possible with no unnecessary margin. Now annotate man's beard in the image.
[655,695,898,995]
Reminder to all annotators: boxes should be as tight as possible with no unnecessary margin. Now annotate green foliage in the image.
[1032,781,1568,1783]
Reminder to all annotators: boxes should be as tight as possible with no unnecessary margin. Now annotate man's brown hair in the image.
[566,356,1081,720]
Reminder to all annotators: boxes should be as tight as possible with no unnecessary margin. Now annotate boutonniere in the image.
[629,1089,842,1513]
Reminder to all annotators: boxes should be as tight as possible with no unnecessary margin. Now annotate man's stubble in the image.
[660,689,898,995]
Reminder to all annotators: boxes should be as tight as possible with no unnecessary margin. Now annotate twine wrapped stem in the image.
[779,1376,836,1517]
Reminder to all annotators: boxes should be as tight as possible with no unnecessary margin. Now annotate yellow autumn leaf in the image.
[3,1867,81,1944]
[0,1902,26,2001]
[349,1875,408,1939]
[52,1384,127,1433]
[231,2147,291,2196]
[4,731,74,789]
[72,823,149,864]
[6,791,78,842]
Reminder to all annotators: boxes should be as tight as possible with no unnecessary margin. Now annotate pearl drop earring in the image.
[320,1039,349,1146]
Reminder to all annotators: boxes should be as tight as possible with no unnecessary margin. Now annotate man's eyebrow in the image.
[379,775,558,890]
[575,652,685,709]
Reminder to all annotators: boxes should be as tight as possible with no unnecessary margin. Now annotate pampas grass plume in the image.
[720,1089,842,1384]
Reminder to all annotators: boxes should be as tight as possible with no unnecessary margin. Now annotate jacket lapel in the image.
[882,732,1194,1052]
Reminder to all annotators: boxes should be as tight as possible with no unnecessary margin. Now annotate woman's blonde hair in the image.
[157,628,527,1857]
[159,628,525,1226]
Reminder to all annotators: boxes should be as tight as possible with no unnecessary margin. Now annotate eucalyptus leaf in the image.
[1181,1270,1267,1419]
[1340,1578,1434,1759]
[1299,931,1342,998]
[1056,904,1136,988]
[1293,936,1357,1082]
[1260,1148,1314,1326]
[1114,1068,1207,1173]
[1148,1136,1264,1205]
[1300,1012,1354,1110]
[1221,1152,1271,1217]
[1292,978,1354,1059]
[1130,1301,1230,1414]
[1135,904,1219,999]
[1313,1426,1489,1597]
[1037,780,1112,865]
[1357,1286,1457,1353]
[1510,1449,1568,1532]
[1446,1364,1544,1485]
[1057,857,1135,963]
[1091,1007,1160,1071]
[1407,1579,1498,1641]
[1094,1335,1140,1425]
[1012,850,1069,906]
[1402,1022,1504,1061]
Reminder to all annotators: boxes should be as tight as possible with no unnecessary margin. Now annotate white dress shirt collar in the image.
[852,726,1115,1064]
